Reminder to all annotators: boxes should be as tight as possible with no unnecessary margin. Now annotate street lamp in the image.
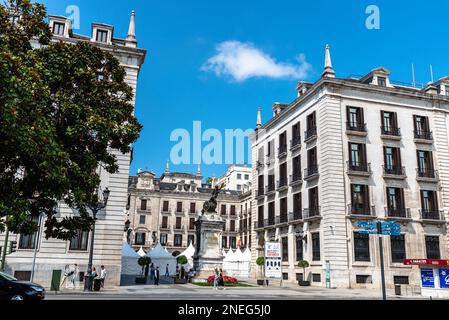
[84,187,110,292]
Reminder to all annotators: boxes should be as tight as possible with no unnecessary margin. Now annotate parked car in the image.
[0,271,45,301]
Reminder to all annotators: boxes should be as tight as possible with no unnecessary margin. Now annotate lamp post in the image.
[84,187,110,292]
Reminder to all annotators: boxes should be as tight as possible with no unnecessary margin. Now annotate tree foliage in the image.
[0,0,142,240]
[176,255,188,265]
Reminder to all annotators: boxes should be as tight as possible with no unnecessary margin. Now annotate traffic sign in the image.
[356,220,401,236]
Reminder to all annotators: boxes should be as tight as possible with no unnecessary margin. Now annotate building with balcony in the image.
[250,44,449,289]
[126,163,242,255]
[213,164,252,192]
[0,11,146,288]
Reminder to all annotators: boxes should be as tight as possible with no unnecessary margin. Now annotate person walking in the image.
[91,267,99,291]
[165,264,170,277]
[213,268,219,290]
[100,266,107,288]
[218,269,225,290]
[150,263,155,280]
[145,264,150,278]
[154,266,160,285]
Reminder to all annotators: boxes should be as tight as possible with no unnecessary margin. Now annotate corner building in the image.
[251,45,449,289]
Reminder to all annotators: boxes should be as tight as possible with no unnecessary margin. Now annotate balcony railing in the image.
[160,225,171,230]
[256,189,265,198]
[381,126,401,137]
[417,168,437,179]
[220,211,228,216]
[266,183,276,194]
[305,127,317,141]
[161,208,171,214]
[385,207,411,219]
[383,165,406,177]
[290,173,302,185]
[303,207,321,220]
[277,179,288,190]
[173,225,185,231]
[347,162,372,174]
[347,204,375,217]
[188,210,198,215]
[254,220,265,229]
[288,211,303,222]
[175,209,185,215]
[304,166,319,180]
[290,137,301,150]
[265,217,275,227]
[419,209,444,221]
[278,145,288,158]
[275,214,289,225]
[346,122,367,132]
[414,130,433,141]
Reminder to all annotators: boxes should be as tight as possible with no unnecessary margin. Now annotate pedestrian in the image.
[91,267,98,291]
[165,264,170,277]
[150,263,155,280]
[213,268,219,290]
[218,269,225,290]
[145,264,150,278]
[72,264,79,289]
[100,265,107,288]
[176,265,180,278]
[180,266,185,279]
[154,266,160,285]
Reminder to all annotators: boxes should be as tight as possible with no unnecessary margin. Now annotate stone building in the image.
[214,165,252,192]
[0,12,146,288]
[251,44,449,289]
[126,164,242,255]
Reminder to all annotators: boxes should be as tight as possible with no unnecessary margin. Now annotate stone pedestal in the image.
[193,213,225,280]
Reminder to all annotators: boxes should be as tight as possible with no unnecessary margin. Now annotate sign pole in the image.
[1,227,9,272]
[377,221,387,301]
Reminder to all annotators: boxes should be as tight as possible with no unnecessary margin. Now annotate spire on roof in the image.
[197,164,201,176]
[322,44,335,78]
[256,106,262,129]
[165,160,170,174]
[125,10,137,47]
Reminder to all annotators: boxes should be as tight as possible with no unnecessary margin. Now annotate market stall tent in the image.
[177,242,195,270]
[146,242,177,276]
[121,241,142,275]
[137,246,146,257]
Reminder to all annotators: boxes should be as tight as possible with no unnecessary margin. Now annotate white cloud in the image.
[201,41,311,82]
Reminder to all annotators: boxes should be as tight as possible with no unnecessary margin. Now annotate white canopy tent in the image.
[146,243,177,276]
[223,247,251,278]
[121,241,142,275]
[176,242,195,270]
[137,246,146,257]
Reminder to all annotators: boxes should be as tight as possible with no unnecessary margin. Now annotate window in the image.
[230,220,235,232]
[296,273,304,281]
[307,147,318,171]
[292,155,301,180]
[237,185,241,191]
[258,175,264,195]
[140,199,147,211]
[414,115,430,138]
[349,143,367,170]
[282,273,289,280]
[384,147,402,173]
[282,237,289,261]
[386,187,406,217]
[306,112,317,136]
[230,237,237,249]
[163,201,169,212]
[230,205,236,215]
[187,235,195,245]
[279,198,288,220]
[381,111,399,135]
[279,162,287,186]
[312,273,321,282]
[190,202,196,214]
[351,184,370,215]
[378,76,387,87]
[394,276,409,285]
[18,217,40,250]
[292,121,301,143]
[175,217,182,229]
[347,106,364,130]
[390,235,406,263]
[160,234,168,245]
[268,173,275,191]
[221,204,227,215]
[237,174,242,179]
[421,190,438,215]
[53,22,65,35]
[244,174,250,180]
[161,216,168,228]
[174,234,183,247]
[134,232,146,246]
[268,202,275,225]
[312,233,320,261]
[222,236,228,248]
[354,233,370,262]
[356,275,372,284]
[96,29,108,43]
[309,187,319,213]
[295,236,304,261]
[176,202,183,213]
[425,236,440,259]
[69,230,89,251]
[417,150,434,176]
[279,131,287,154]
[139,215,146,225]
[257,206,264,227]
[189,218,195,230]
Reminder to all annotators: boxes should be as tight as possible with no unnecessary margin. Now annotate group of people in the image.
[89,265,107,291]
[213,268,225,290]
[143,263,162,285]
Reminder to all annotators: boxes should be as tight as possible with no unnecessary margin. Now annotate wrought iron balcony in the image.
[414,130,433,141]
[277,179,288,190]
[173,225,185,231]
[303,207,321,220]
[188,210,198,215]
[265,183,276,194]
[419,209,444,222]
[256,189,265,198]
[290,173,303,185]
[275,214,289,225]
[381,126,401,137]
[385,207,411,219]
[290,137,301,150]
[161,208,172,214]
[288,211,303,222]
[304,166,319,180]
[175,209,185,216]
[160,224,171,231]
[346,122,367,133]
[304,127,317,142]
[417,168,438,180]
[278,145,288,158]
[265,217,275,227]
[347,162,372,176]
[347,205,376,218]
[383,165,406,178]
[254,220,265,229]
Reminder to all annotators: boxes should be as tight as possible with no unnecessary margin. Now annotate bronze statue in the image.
[201,186,222,215]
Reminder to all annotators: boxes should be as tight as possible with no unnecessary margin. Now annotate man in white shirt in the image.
[100,266,107,288]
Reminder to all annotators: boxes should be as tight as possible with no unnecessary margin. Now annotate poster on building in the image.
[421,269,435,288]
[438,268,449,289]
[265,242,282,279]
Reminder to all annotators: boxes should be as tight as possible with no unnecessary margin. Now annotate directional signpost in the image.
[355,220,401,300]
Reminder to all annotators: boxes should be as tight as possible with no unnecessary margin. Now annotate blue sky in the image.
[37,0,449,180]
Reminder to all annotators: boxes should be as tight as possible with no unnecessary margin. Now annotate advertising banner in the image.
[265,242,282,279]
[421,268,434,288]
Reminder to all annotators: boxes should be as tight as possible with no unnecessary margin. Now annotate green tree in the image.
[0,0,142,239]
[177,255,188,265]
[137,256,151,277]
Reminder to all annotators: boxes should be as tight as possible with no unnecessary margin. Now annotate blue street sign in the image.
[356,220,401,236]
[421,268,435,288]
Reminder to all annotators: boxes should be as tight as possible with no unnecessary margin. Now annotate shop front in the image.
[404,259,449,298]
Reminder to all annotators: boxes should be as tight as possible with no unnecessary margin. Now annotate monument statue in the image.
[201,186,221,215]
